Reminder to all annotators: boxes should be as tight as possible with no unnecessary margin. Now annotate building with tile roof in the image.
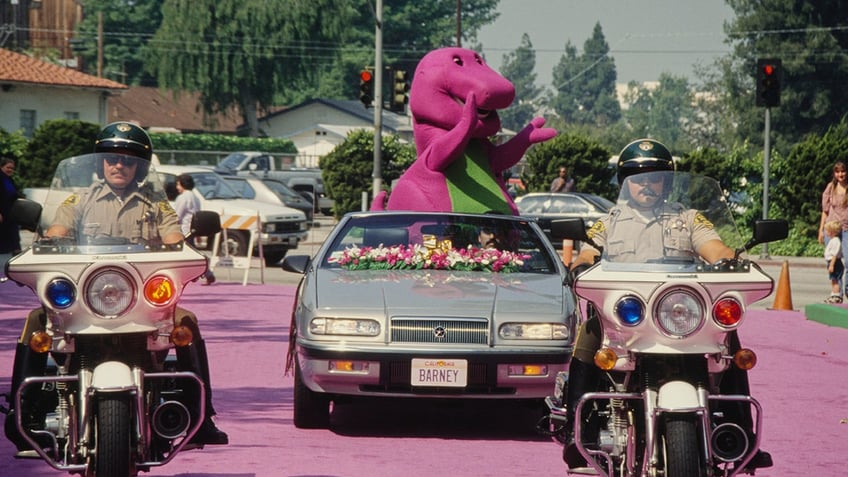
[0,47,126,136]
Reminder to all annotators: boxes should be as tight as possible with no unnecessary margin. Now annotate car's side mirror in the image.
[282,254,311,274]
[737,219,789,256]
[550,218,588,243]
[189,211,222,239]
[8,198,42,233]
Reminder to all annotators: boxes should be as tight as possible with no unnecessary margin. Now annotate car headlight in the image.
[655,289,704,337]
[310,317,381,336]
[86,270,135,318]
[264,222,276,233]
[499,323,568,340]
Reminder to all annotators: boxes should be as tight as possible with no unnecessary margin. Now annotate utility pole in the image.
[761,107,771,259]
[456,0,461,47]
[97,11,103,78]
[371,0,383,202]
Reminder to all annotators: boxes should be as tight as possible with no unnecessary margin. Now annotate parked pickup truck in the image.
[213,151,334,215]
[156,164,308,266]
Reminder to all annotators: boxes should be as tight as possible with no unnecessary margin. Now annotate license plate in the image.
[410,358,467,387]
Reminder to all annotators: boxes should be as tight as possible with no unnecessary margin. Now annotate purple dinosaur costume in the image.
[372,47,556,214]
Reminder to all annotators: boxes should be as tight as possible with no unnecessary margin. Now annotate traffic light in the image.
[359,69,374,108]
[756,58,781,107]
[389,69,409,113]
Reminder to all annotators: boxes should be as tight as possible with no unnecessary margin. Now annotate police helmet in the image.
[94,122,153,181]
[616,139,675,185]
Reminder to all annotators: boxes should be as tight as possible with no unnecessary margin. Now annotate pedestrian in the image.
[823,220,844,304]
[819,160,848,298]
[0,157,22,255]
[175,173,216,284]
[550,165,575,193]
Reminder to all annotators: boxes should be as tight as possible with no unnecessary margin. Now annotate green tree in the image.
[622,73,694,151]
[498,34,543,132]
[0,129,29,163]
[75,0,164,85]
[521,131,615,199]
[146,0,352,136]
[722,0,848,152]
[18,120,101,189]
[321,129,415,218]
[549,22,620,128]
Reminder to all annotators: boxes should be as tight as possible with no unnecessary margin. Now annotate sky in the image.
[477,0,735,90]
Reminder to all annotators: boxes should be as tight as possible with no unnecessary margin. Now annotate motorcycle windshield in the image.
[598,171,743,272]
[32,153,183,255]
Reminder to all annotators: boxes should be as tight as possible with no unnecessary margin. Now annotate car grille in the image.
[391,318,489,344]
[268,221,303,233]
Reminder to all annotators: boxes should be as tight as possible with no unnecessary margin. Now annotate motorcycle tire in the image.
[663,415,704,477]
[95,395,135,477]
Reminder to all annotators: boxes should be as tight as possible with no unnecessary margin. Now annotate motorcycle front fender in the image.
[90,361,136,392]
[656,380,702,412]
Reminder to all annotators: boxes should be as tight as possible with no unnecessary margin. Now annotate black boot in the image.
[4,343,48,453]
[562,358,601,468]
[176,339,228,445]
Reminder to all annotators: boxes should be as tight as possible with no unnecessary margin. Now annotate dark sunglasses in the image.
[631,175,663,185]
[104,156,139,167]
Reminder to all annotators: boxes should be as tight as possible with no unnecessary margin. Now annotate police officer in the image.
[561,139,771,470]
[5,123,228,453]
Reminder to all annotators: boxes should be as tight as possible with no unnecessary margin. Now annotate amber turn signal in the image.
[733,348,757,370]
[170,326,194,347]
[594,348,618,371]
[28,331,52,353]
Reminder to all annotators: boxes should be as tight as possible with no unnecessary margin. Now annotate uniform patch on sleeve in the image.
[62,194,80,206]
[159,201,175,214]
[587,220,605,240]
[693,212,715,229]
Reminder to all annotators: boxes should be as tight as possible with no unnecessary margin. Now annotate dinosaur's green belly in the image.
[445,141,511,214]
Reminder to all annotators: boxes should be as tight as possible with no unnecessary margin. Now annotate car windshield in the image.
[322,213,559,274]
[598,171,743,272]
[263,180,303,200]
[216,153,248,173]
[32,153,183,255]
[189,172,242,199]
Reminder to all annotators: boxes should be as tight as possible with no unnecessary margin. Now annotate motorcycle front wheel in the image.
[95,395,135,477]
[662,415,704,477]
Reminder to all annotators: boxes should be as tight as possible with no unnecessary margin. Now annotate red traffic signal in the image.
[756,58,781,107]
[359,69,374,108]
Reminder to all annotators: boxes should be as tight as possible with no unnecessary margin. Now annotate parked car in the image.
[516,192,614,247]
[221,175,314,223]
[281,211,579,428]
[156,165,308,266]
[214,151,335,215]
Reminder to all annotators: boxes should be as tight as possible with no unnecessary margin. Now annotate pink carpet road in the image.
[0,280,845,476]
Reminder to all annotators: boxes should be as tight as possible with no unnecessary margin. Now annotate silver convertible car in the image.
[281,211,579,428]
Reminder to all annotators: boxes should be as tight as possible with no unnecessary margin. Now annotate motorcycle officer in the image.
[561,138,772,470]
[4,122,228,453]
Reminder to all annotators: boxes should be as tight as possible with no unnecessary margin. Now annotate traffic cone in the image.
[561,239,574,265]
[771,260,794,310]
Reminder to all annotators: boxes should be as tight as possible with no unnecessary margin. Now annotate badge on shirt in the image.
[158,201,175,214]
[62,194,80,206]
[693,212,715,229]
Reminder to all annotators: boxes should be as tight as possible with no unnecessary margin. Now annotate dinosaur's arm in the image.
[490,117,557,171]
[417,92,480,171]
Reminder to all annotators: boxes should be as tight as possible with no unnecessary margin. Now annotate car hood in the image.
[313,269,568,318]
[202,197,306,221]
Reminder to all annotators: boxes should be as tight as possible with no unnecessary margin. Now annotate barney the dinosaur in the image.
[372,47,557,214]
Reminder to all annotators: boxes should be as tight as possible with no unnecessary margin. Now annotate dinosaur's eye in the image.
[474,55,483,65]
[453,56,464,66]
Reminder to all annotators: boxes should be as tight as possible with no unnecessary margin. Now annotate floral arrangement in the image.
[328,243,528,273]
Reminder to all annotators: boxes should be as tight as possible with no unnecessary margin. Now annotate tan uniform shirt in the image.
[585,201,721,263]
[52,182,181,244]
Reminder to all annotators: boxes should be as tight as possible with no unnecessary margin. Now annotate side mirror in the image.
[550,218,588,243]
[738,219,789,255]
[282,254,311,274]
[189,211,222,239]
[8,199,42,233]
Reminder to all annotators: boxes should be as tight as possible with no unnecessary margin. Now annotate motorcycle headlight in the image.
[615,296,644,326]
[86,270,135,318]
[655,289,704,338]
[499,323,569,340]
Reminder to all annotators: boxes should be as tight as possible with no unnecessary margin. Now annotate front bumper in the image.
[297,345,570,399]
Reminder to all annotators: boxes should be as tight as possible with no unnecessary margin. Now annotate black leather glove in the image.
[567,263,590,285]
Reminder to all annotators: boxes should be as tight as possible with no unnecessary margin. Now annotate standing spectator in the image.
[823,220,843,304]
[550,165,575,192]
[175,173,216,284]
[819,160,848,297]
[0,157,22,255]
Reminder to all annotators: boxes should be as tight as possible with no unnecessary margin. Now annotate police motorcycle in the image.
[1,153,221,476]
[544,171,788,477]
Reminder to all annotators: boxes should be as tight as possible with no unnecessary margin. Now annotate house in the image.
[256,99,413,167]
[0,47,126,136]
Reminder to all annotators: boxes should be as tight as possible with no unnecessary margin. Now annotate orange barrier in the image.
[561,239,573,265]
[771,260,794,310]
